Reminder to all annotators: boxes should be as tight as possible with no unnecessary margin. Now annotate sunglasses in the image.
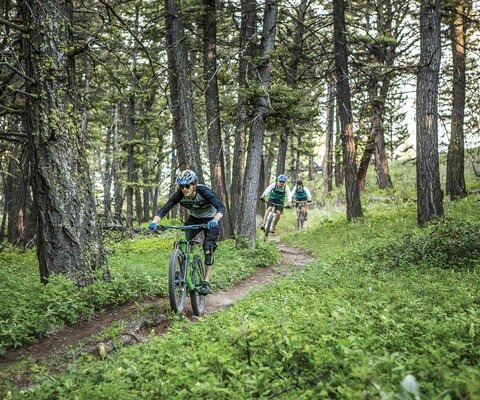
[179,184,191,190]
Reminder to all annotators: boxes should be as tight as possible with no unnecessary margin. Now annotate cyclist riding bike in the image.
[289,179,312,220]
[260,174,292,233]
[148,169,225,295]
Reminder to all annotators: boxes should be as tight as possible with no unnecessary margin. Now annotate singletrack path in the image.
[0,240,313,389]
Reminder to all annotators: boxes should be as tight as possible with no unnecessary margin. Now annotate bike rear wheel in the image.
[168,249,187,313]
[190,255,206,316]
[296,208,304,229]
[264,212,275,238]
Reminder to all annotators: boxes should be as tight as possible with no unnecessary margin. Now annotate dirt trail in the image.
[0,240,313,387]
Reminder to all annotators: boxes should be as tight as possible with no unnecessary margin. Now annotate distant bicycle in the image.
[294,201,308,229]
[260,199,281,240]
[154,224,208,316]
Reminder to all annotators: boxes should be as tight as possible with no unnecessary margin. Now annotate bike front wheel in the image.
[264,212,275,239]
[168,249,187,313]
[190,255,206,316]
[296,208,305,229]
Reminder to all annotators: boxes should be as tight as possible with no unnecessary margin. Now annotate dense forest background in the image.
[1,0,479,283]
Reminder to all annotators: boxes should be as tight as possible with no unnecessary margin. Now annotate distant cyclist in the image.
[148,169,225,295]
[289,179,312,220]
[260,174,292,233]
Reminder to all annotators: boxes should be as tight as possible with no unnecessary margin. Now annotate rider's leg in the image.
[201,226,219,294]
[262,205,272,228]
[204,264,213,281]
[272,210,282,229]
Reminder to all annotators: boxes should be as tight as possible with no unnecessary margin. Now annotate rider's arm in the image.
[153,189,183,221]
[285,185,292,203]
[287,189,294,203]
[260,183,275,199]
[305,187,312,201]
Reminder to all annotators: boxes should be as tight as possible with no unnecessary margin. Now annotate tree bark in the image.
[323,75,335,197]
[5,143,35,246]
[333,0,363,220]
[22,0,106,285]
[238,0,278,248]
[231,0,256,233]
[165,0,202,178]
[276,0,308,178]
[416,0,444,225]
[446,0,467,200]
[125,3,140,228]
[202,0,233,238]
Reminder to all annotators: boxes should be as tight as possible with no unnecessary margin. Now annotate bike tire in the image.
[190,255,206,316]
[264,212,274,238]
[168,249,187,313]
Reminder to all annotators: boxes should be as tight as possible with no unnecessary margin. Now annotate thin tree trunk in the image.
[356,140,374,190]
[277,127,288,177]
[276,0,308,179]
[446,0,467,200]
[334,110,343,187]
[323,75,335,196]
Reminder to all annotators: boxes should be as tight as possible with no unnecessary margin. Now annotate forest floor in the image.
[0,237,314,390]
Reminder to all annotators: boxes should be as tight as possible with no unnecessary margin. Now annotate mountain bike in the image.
[156,224,208,316]
[295,201,308,229]
[261,199,281,240]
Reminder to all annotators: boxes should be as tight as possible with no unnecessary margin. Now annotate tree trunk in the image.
[276,0,308,180]
[5,143,35,246]
[238,0,278,248]
[277,127,288,177]
[356,139,374,190]
[333,0,363,220]
[416,0,444,225]
[165,0,202,178]
[22,0,106,285]
[202,0,233,239]
[446,0,467,200]
[126,3,141,227]
[334,111,343,187]
[231,0,256,233]
[323,75,335,197]
[112,104,124,224]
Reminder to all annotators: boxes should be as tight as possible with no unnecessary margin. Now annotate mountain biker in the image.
[148,169,225,295]
[259,174,292,233]
[289,179,312,220]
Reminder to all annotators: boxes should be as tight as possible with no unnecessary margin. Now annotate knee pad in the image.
[204,247,215,265]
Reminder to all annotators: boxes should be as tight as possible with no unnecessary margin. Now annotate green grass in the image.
[0,226,279,356]
[1,158,479,399]
[2,194,478,399]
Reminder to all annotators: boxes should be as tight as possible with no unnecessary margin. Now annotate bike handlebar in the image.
[156,224,208,231]
[133,224,208,234]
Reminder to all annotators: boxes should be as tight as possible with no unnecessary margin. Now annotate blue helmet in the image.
[277,174,287,182]
[177,170,197,185]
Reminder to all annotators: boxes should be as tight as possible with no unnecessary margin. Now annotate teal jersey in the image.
[294,187,308,201]
[269,184,287,202]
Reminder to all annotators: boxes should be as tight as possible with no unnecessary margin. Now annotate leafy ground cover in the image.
[2,194,478,400]
[1,158,479,399]
[0,227,279,355]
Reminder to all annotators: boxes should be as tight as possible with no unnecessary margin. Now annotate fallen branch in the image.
[85,315,169,358]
